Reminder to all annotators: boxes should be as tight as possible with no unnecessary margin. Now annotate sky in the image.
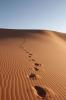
[0,0,66,33]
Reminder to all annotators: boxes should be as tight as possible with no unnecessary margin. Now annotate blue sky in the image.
[0,0,66,32]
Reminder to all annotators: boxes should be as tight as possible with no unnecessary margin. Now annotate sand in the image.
[0,29,66,100]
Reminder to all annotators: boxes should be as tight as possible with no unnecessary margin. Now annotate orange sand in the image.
[0,29,66,100]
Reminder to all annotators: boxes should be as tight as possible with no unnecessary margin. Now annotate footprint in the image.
[27,73,37,80]
[28,55,31,58]
[32,85,46,98]
[29,53,32,56]
[28,53,32,58]
[32,85,57,99]
[26,51,29,53]
[34,63,41,67]
[32,59,36,62]
[34,67,39,71]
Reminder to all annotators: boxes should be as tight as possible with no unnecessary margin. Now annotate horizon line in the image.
[0,28,66,34]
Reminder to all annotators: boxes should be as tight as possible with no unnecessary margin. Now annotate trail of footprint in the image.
[20,41,57,100]
[24,64,39,100]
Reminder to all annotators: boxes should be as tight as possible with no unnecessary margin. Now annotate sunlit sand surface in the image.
[0,29,66,100]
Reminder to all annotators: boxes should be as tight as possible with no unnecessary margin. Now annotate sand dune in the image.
[0,29,66,100]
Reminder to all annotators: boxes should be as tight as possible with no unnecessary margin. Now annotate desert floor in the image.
[0,30,66,100]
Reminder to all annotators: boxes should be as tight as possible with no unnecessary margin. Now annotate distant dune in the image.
[0,28,66,39]
[0,29,66,100]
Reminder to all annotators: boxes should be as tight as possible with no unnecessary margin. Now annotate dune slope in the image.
[0,29,66,100]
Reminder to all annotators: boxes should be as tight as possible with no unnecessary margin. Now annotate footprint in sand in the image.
[34,67,39,71]
[32,59,36,62]
[27,72,41,79]
[33,63,41,71]
[32,85,56,99]
[29,53,32,56]
[27,73,37,80]
[28,53,33,59]
[23,48,56,99]
[26,51,29,53]
[32,85,46,98]
[28,55,32,58]
[28,53,32,57]
[24,48,49,99]
[34,63,41,67]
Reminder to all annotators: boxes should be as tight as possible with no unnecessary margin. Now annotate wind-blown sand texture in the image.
[0,29,66,100]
